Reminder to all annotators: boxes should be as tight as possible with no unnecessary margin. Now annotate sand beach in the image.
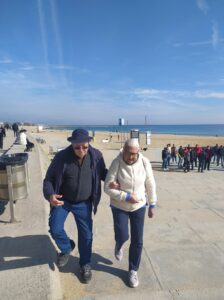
[26,125,224,164]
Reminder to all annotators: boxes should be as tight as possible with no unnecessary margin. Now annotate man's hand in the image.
[109,181,120,190]
[148,207,155,218]
[49,194,64,207]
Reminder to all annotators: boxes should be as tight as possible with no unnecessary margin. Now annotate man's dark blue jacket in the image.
[43,144,107,214]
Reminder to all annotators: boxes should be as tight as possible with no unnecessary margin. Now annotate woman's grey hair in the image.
[124,139,140,149]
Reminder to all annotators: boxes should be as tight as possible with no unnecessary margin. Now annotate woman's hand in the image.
[129,193,139,204]
[148,207,155,218]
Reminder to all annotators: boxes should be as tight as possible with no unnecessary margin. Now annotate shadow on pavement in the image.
[0,234,56,271]
[60,252,128,285]
[151,161,224,173]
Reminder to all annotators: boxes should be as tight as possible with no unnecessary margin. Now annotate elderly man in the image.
[43,128,107,283]
[104,139,157,288]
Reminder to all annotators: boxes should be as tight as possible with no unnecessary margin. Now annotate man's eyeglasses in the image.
[74,145,89,150]
[125,150,139,157]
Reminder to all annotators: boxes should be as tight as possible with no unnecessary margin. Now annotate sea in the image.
[47,124,224,137]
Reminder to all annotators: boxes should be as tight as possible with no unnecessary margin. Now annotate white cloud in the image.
[212,22,220,48]
[195,90,224,99]
[196,0,209,15]
[37,0,49,66]
[51,64,89,73]
[195,78,224,87]
[184,21,223,49]
[49,0,63,66]
[132,88,224,102]
[1,66,224,124]
[49,0,69,87]
[0,58,13,64]
[174,38,224,49]
[188,40,211,47]
[37,0,54,85]
[174,37,224,49]
[19,66,34,71]
[133,88,169,97]
[173,43,183,48]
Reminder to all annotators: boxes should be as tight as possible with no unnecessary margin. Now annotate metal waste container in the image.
[146,131,151,145]
[130,129,140,143]
[0,153,29,200]
[0,153,29,222]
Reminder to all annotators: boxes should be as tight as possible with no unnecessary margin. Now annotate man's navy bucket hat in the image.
[67,128,92,143]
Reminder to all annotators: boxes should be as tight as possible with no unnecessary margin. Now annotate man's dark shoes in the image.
[57,239,75,268]
[80,264,92,283]
[70,239,75,251]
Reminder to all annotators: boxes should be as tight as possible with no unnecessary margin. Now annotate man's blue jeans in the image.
[178,157,183,168]
[111,206,146,271]
[217,155,224,166]
[162,158,168,169]
[49,200,93,267]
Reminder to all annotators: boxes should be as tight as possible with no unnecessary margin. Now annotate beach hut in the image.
[37,125,43,133]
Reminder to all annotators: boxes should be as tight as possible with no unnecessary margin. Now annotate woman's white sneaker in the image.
[128,270,139,288]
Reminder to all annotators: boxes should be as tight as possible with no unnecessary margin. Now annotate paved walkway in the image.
[1,131,224,300]
[0,130,61,300]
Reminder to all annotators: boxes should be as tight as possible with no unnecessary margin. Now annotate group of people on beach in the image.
[43,128,157,288]
[0,122,35,152]
[0,122,20,150]
[162,143,224,172]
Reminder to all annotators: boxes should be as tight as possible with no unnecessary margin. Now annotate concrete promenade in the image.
[1,130,224,299]
[0,130,61,300]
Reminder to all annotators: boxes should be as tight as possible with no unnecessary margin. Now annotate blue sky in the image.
[0,0,224,125]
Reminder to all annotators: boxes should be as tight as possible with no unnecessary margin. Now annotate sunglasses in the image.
[74,145,89,150]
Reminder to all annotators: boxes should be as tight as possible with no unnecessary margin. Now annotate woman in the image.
[104,139,157,288]
[19,129,27,146]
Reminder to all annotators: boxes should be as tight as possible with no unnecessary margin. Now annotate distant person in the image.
[43,129,107,283]
[205,146,212,170]
[217,145,224,167]
[194,144,201,167]
[189,147,196,170]
[183,147,190,173]
[4,123,10,131]
[0,126,6,137]
[212,144,219,164]
[162,146,168,170]
[167,144,171,166]
[177,145,184,169]
[0,127,4,149]
[104,139,157,288]
[12,122,19,137]
[19,129,34,152]
[25,138,34,152]
[19,129,27,146]
[171,144,177,163]
[92,130,95,142]
[198,148,206,173]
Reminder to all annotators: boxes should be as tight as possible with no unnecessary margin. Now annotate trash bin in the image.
[130,129,140,143]
[0,153,29,201]
[146,131,151,145]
